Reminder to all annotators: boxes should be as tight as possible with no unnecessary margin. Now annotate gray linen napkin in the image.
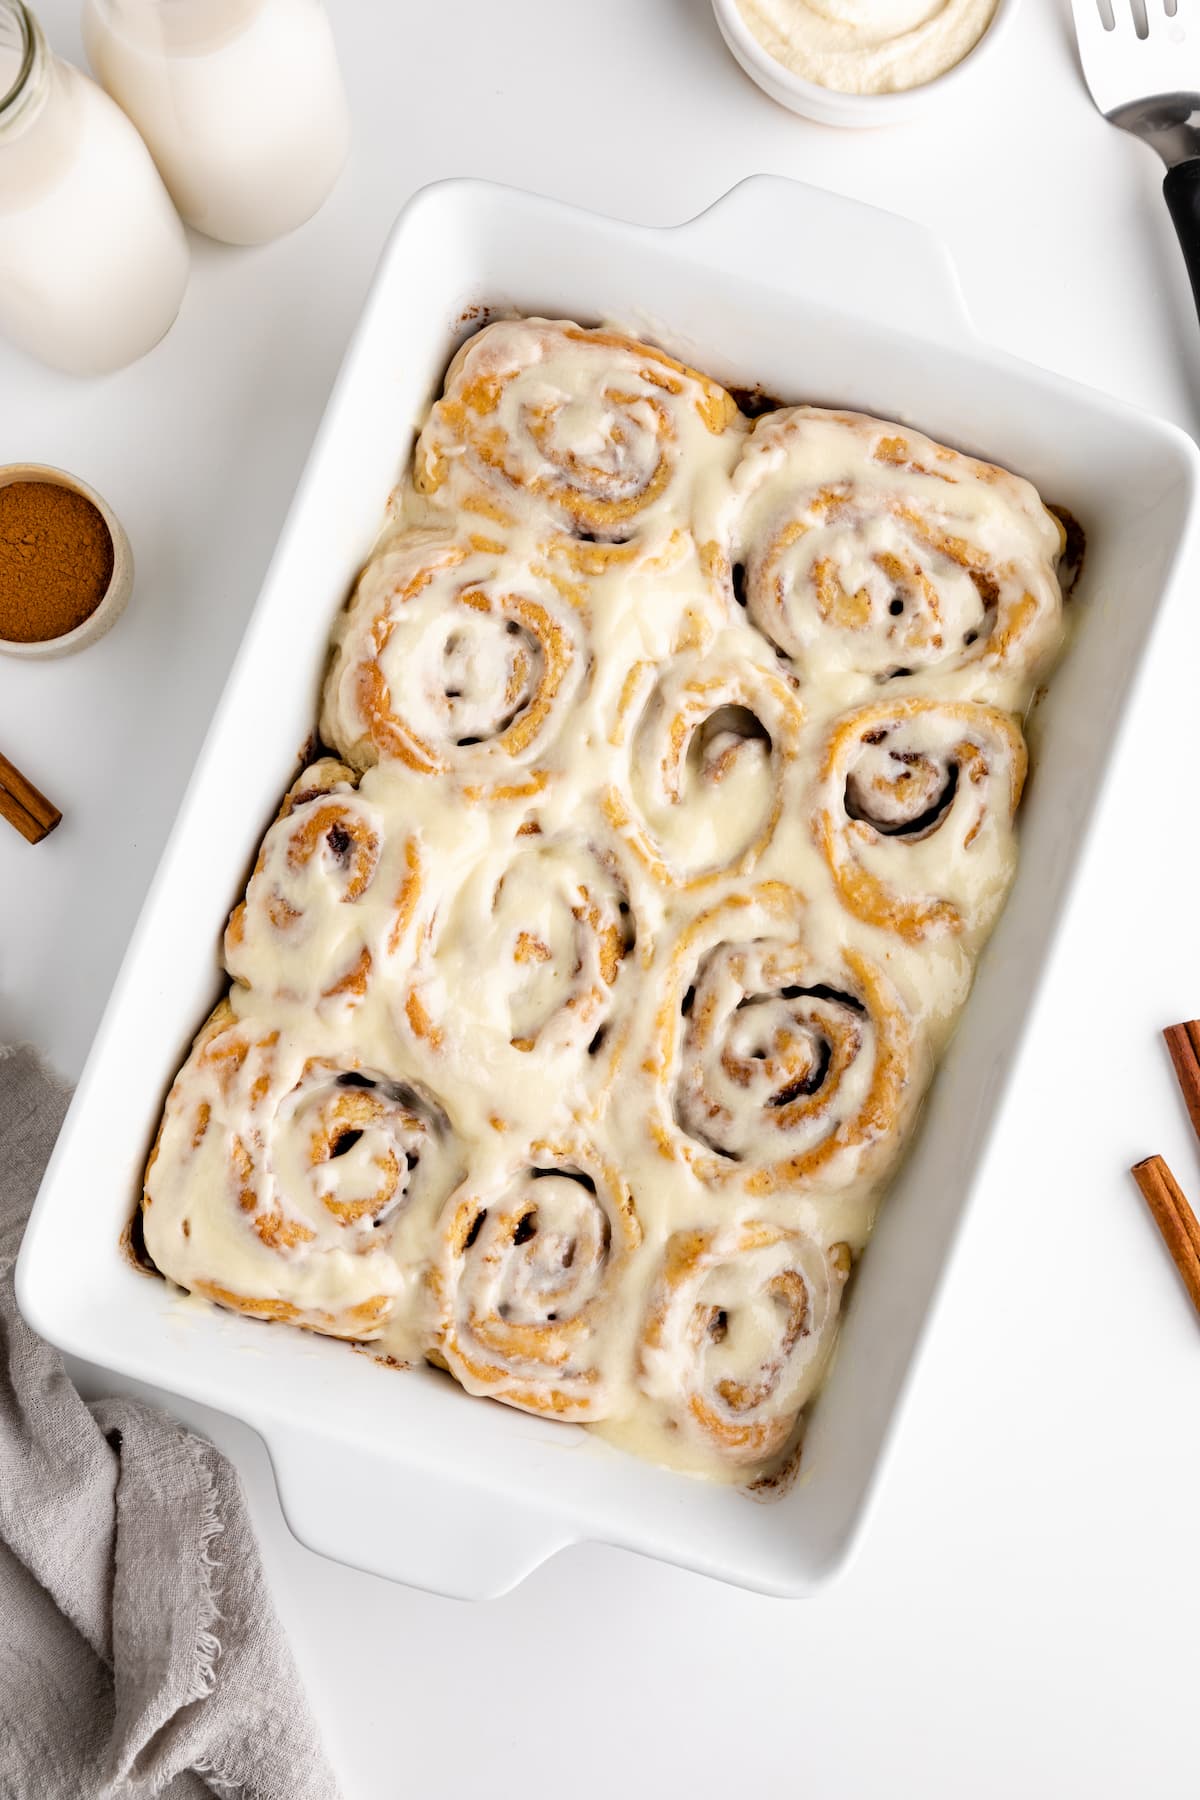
[0,1044,340,1800]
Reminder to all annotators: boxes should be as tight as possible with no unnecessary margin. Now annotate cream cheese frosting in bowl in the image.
[712,0,1015,126]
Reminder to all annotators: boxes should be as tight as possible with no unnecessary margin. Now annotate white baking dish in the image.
[17,176,1200,1599]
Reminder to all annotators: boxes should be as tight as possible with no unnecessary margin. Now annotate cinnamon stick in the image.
[0,784,44,844]
[1163,1019,1200,1152]
[1131,1154,1200,1318]
[0,750,61,844]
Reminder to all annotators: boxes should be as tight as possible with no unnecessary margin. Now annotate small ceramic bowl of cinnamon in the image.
[0,463,133,660]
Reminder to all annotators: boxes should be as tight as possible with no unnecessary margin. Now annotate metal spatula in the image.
[1071,0,1200,315]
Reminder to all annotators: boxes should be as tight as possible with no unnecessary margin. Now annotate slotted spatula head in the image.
[1071,0,1200,159]
[1071,0,1200,336]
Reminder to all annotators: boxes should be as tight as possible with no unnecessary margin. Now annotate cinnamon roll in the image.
[813,696,1028,945]
[638,1222,850,1470]
[733,407,1065,691]
[409,827,636,1075]
[224,758,421,1012]
[430,1139,641,1420]
[413,318,741,547]
[142,1001,457,1344]
[321,527,588,793]
[649,885,928,1194]
[603,642,804,887]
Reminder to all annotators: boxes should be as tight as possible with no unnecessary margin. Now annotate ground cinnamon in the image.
[0,479,114,643]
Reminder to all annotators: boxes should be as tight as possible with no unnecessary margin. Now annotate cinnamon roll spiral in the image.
[813,697,1028,944]
[734,407,1065,689]
[321,528,588,794]
[603,644,804,887]
[650,886,927,1194]
[224,758,422,1011]
[411,827,636,1071]
[142,1002,457,1340]
[413,318,741,545]
[430,1140,641,1420]
[638,1222,850,1470]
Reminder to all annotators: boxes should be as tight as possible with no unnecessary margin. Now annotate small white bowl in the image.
[0,463,133,660]
[711,0,1018,127]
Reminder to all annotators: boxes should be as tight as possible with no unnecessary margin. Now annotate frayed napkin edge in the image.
[0,1040,74,1101]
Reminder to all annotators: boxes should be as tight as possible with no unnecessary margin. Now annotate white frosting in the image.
[141,318,1066,1484]
[735,0,999,95]
[812,695,1028,955]
[637,1221,848,1468]
[732,407,1064,702]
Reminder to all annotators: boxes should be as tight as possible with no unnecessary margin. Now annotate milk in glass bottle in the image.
[0,0,188,373]
[82,0,349,246]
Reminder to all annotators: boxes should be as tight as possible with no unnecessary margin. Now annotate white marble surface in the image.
[4,2,1200,1793]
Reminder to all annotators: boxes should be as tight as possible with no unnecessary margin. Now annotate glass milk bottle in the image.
[0,0,188,374]
[82,0,350,246]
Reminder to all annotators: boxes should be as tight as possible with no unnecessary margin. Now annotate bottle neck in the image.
[0,2,49,142]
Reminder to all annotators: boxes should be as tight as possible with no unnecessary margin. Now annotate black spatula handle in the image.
[1164,158,1200,319]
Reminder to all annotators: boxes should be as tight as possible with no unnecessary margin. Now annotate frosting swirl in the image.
[734,407,1064,694]
[414,318,741,547]
[813,695,1027,945]
[639,1221,849,1469]
[431,1140,641,1419]
[604,641,804,887]
[649,885,929,1195]
[409,827,636,1079]
[321,528,588,794]
[142,1003,459,1339]
[225,758,421,1014]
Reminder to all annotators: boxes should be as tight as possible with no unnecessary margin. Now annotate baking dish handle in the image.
[672,174,975,346]
[264,1427,575,1600]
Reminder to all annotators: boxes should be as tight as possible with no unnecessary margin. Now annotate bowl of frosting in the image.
[711,0,1016,126]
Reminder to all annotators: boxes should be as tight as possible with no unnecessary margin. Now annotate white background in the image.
[4,2,1200,1794]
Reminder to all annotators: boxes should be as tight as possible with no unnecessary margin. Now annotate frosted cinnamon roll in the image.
[142,1002,458,1341]
[321,528,588,795]
[638,1222,850,1471]
[813,697,1027,945]
[430,1139,641,1420]
[224,758,422,1012]
[733,407,1065,689]
[413,318,741,546]
[410,827,636,1072]
[603,643,804,887]
[649,885,928,1194]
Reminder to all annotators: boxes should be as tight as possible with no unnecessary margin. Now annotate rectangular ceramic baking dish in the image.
[17,176,1200,1599]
